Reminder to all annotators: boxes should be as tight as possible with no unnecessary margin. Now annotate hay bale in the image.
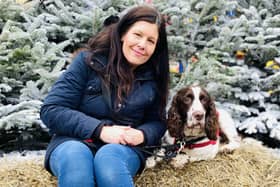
[0,139,279,187]
[135,138,280,187]
[0,151,56,187]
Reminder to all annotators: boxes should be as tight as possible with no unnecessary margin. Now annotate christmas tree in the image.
[154,0,280,145]
[0,0,279,150]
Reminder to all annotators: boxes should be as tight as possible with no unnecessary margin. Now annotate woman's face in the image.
[121,21,159,69]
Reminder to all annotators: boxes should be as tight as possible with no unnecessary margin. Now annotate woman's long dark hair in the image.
[87,5,169,119]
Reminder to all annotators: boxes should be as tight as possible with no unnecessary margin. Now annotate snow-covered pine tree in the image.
[0,0,279,151]
[0,0,144,151]
[0,0,99,149]
[0,0,23,32]
[155,0,280,145]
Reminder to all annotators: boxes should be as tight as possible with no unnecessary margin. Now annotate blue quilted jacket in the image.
[40,51,166,173]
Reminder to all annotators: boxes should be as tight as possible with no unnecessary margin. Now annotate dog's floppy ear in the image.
[205,97,219,140]
[167,93,185,138]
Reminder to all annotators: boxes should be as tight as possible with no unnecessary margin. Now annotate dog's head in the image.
[167,86,219,140]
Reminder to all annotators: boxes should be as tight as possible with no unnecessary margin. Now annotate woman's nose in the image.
[137,39,146,49]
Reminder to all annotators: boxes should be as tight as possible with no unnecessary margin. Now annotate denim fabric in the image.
[49,140,140,187]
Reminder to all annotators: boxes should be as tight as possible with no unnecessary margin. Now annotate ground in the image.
[0,138,280,187]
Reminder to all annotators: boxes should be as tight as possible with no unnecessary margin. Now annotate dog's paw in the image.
[155,148,165,161]
[145,148,166,168]
[145,157,157,168]
[170,154,190,168]
[219,141,240,153]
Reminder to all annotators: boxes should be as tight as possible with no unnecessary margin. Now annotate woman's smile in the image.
[121,21,159,69]
[132,48,145,56]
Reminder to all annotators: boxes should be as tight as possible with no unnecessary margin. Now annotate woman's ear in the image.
[120,35,124,42]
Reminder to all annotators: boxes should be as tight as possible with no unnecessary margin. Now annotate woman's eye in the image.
[148,39,155,44]
[134,33,141,37]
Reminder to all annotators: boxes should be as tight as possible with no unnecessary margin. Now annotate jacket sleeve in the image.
[136,98,167,146]
[40,52,102,139]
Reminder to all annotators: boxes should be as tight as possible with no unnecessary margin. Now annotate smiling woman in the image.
[40,4,169,187]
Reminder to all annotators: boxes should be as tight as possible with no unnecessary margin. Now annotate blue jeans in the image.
[49,141,141,187]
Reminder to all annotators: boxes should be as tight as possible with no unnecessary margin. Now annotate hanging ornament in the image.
[169,60,184,73]
[267,90,275,95]
[190,54,199,63]
[226,2,237,18]
[235,50,246,60]
[189,18,193,23]
[226,10,236,17]
[145,0,153,4]
[213,15,218,22]
[265,60,280,70]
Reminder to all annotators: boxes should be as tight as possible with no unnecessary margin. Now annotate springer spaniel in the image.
[146,85,240,168]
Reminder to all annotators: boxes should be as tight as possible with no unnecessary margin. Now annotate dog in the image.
[146,85,240,168]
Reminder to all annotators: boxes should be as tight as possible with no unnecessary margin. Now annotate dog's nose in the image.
[193,111,204,121]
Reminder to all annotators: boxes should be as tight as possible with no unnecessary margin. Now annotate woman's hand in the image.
[99,125,144,146]
[122,128,144,146]
[99,125,130,144]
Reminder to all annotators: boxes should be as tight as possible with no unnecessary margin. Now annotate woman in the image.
[40,5,169,187]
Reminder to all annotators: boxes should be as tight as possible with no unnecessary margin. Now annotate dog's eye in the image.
[185,94,193,103]
[200,95,208,104]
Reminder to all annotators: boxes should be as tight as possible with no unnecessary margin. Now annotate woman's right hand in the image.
[99,125,131,144]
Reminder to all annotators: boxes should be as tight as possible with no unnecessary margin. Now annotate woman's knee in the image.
[50,140,93,166]
[95,144,125,158]
[50,140,95,186]
[94,144,140,167]
[94,144,140,186]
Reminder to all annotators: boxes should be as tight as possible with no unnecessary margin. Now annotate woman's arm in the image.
[132,99,167,146]
[40,52,102,139]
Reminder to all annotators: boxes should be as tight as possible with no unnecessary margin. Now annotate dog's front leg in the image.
[145,148,165,168]
[145,156,157,168]
[170,154,190,168]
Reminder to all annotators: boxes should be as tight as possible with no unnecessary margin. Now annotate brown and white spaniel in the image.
[146,85,240,168]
